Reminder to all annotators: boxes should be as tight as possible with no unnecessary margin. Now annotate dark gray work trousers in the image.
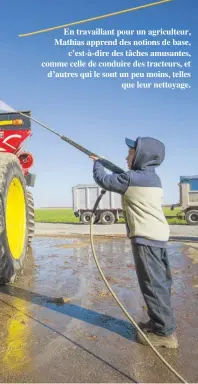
[131,243,176,336]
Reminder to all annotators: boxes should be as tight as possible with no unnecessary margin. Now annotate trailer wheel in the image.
[100,211,115,225]
[185,210,198,225]
[81,211,92,224]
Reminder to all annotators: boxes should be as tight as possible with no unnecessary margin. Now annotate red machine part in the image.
[0,111,34,175]
[0,129,33,174]
[18,152,34,175]
[0,129,31,153]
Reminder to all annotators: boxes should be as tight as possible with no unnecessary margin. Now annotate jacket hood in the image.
[132,137,165,170]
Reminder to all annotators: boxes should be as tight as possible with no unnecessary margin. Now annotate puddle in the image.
[2,238,196,316]
[0,237,198,382]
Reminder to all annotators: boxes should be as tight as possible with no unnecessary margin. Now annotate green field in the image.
[35,207,186,225]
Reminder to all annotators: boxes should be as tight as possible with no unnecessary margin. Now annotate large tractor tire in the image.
[0,153,29,285]
[27,190,35,246]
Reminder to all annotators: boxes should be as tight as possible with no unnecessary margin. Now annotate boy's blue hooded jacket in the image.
[93,137,169,247]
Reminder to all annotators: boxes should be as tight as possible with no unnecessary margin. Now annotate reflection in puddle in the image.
[2,298,30,372]
[19,238,198,312]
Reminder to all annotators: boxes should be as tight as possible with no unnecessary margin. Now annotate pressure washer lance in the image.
[19,112,124,174]
[18,111,187,384]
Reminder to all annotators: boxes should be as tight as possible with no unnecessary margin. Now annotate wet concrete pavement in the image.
[35,222,198,239]
[0,237,198,383]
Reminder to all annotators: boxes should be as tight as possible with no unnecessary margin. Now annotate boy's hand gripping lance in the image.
[19,112,124,174]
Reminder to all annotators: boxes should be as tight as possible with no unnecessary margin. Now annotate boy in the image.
[90,136,178,348]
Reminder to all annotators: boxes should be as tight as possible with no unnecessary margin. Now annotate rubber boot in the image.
[137,330,179,349]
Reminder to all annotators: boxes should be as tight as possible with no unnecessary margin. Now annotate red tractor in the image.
[0,110,35,285]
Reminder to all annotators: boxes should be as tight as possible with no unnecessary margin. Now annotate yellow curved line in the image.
[19,0,172,38]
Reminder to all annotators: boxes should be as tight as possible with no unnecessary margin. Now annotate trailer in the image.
[72,184,123,224]
[171,175,198,225]
[73,176,198,226]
